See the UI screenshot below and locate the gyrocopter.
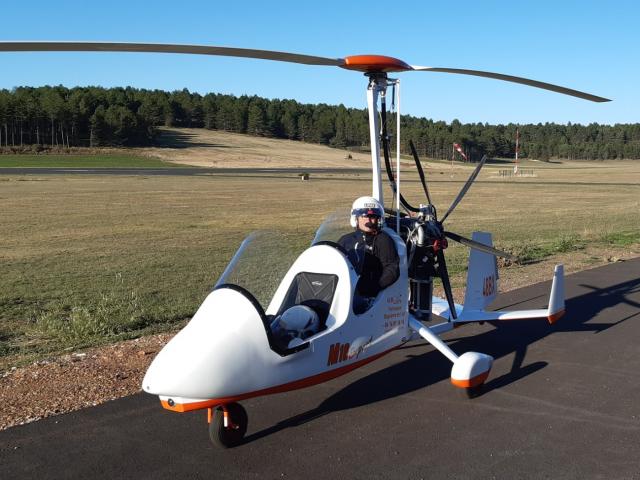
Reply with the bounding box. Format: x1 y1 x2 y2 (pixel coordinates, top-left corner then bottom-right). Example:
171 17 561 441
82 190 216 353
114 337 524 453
1 42 609 448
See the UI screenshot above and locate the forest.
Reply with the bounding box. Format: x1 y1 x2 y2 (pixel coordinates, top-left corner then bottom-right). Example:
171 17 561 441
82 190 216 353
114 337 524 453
1 85 639 160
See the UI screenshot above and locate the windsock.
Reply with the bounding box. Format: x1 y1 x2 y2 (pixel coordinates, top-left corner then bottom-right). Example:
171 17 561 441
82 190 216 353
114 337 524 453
453 142 468 161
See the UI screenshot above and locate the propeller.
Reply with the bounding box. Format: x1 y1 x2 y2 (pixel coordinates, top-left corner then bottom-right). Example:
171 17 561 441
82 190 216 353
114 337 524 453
409 140 433 205
435 249 457 319
0 42 610 102
400 132 515 318
406 131 508 258
444 230 515 261
384 208 407 218
440 154 487 223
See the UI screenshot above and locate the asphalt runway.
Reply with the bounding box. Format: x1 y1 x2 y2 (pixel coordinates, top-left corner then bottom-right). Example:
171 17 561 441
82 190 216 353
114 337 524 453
2 167 638 189
0 167 369 176
1 258 639 479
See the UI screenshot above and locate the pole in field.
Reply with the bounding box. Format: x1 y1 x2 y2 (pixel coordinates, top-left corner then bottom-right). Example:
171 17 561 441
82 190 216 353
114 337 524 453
451 143 455 175
514 128 519 174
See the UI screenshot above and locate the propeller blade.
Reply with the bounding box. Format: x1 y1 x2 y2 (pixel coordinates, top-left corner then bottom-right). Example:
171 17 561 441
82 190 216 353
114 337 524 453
0 41 344 67
408 140 433 205
435 250 457 319
384 208 407 218
445 231 516 260
410 66 610 103
441 155 487 223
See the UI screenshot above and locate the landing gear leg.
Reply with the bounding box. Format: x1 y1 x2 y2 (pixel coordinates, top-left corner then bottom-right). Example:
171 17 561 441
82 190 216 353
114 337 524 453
208 402 248 448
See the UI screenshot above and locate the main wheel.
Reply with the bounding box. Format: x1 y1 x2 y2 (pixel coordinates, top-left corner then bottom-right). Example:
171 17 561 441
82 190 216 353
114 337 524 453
209 402 248 448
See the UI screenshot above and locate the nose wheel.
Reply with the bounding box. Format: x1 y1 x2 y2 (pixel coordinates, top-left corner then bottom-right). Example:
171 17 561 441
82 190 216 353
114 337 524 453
208 402 248 448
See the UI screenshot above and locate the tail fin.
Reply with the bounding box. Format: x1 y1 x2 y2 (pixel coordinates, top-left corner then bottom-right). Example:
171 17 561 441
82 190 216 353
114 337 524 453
463 232 498 311
547 264 565 323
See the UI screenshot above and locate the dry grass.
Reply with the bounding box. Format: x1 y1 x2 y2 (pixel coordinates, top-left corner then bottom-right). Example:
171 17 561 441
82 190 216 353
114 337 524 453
1 132 639 370
140 128 372 169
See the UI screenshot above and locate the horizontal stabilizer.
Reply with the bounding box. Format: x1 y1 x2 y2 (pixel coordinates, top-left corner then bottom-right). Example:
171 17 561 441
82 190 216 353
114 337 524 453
458 264 565 324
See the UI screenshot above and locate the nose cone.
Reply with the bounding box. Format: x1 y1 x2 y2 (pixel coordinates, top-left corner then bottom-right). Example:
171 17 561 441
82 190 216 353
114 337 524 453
142 287 274 399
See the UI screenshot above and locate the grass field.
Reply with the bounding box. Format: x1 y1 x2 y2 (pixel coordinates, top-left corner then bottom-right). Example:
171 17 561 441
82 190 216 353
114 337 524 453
1 133 639 370
0 154 183 168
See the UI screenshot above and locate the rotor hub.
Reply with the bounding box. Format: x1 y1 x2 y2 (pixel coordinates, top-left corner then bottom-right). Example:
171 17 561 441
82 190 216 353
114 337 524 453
341 55 412 73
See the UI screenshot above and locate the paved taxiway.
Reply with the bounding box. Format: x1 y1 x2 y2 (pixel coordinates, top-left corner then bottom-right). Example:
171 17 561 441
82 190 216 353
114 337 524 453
0 167 368 176
1 258 639 479
2 168 638 189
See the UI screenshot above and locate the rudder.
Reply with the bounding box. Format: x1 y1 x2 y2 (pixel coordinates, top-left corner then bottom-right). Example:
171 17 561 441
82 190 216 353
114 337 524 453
463 232 499 311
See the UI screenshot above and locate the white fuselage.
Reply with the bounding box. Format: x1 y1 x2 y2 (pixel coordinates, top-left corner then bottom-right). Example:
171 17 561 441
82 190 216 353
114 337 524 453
143 230 408 411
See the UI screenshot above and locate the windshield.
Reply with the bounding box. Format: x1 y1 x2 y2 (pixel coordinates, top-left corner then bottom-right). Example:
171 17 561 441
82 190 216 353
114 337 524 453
311 208 352 245
215 231 301 308
312 208 372 274
216 210 353 308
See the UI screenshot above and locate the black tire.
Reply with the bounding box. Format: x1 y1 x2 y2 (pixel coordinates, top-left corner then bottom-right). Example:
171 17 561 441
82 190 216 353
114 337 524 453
209 402 248 448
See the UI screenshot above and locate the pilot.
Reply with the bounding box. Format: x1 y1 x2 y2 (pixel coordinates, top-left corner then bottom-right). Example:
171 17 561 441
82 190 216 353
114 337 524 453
338 196 399 313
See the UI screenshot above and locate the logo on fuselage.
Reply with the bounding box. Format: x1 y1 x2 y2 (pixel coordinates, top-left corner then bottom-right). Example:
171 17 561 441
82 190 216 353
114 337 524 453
327 342 350 366
327 337 372 366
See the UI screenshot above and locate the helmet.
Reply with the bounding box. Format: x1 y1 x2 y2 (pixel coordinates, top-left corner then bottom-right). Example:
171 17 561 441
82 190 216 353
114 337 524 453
350 196 385 228
270 305 320 347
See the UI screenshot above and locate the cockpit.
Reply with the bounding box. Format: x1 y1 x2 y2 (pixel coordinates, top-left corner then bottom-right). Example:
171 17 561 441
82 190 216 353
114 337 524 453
210 209 404 357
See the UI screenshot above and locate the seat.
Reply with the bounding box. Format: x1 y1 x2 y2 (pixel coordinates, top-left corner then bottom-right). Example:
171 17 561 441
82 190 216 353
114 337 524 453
276 272 338 330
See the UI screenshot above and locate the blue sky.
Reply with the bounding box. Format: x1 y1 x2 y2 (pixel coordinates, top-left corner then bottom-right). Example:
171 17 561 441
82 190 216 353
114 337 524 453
1 0 637 125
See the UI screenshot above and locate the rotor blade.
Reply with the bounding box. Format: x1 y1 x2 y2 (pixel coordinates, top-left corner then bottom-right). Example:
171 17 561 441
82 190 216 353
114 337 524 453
0 43 612 102
0 41 344 67
444 231 516 260
408 140 433 205
410 66 610 103
436 250 457 319
441 154 487 223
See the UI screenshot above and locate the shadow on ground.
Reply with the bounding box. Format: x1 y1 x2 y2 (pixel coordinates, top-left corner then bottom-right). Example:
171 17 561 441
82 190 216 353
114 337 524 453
153 130 235 149
243 275 640 445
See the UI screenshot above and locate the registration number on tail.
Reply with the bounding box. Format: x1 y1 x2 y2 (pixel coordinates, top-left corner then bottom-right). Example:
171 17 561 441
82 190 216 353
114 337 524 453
483 275 496 297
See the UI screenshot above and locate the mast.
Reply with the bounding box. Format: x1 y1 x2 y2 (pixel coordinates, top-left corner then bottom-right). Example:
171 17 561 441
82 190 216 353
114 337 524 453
366 74 388 203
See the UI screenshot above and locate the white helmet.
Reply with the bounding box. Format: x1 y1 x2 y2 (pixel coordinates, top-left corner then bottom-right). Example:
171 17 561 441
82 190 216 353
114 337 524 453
270 305 320 346
349 196 385 228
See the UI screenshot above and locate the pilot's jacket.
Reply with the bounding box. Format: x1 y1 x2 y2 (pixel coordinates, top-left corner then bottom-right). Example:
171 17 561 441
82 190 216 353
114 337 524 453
338 229 400 297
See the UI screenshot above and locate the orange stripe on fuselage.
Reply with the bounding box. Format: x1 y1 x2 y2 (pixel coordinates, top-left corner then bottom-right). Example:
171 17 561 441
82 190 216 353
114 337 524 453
160 346 400 413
